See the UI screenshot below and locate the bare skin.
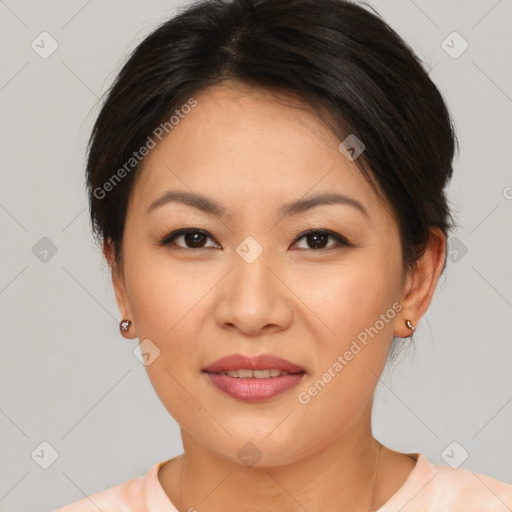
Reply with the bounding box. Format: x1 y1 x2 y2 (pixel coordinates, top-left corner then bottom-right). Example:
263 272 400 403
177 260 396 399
104 81 446 511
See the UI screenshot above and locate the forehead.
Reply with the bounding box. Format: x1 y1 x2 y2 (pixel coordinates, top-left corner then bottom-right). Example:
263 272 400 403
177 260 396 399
129 82 392 224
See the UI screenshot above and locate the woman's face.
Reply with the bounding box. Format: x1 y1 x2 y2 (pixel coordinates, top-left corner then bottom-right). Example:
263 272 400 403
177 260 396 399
109 82 418 466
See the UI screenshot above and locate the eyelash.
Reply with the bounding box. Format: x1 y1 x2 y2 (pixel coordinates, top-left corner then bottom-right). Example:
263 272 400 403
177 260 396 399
158 228 351 251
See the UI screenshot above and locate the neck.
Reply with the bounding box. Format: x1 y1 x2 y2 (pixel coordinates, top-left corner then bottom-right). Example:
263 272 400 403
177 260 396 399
159 407 387 512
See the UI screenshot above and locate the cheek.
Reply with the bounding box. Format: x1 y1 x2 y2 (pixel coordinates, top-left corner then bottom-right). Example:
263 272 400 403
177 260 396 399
123 254 211 421
124 246 213 340
289 255 401 410
292 259 398 344
289 269 395 428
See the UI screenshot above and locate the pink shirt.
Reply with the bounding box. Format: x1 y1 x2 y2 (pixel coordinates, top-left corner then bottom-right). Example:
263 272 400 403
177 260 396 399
55 452 512 511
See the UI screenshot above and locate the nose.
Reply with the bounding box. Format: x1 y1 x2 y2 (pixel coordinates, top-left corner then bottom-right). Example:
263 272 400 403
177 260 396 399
214 245 294 337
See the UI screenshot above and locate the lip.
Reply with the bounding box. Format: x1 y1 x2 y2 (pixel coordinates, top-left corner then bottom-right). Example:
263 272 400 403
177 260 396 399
202 353 306 374
202 353 307 402
206 372 306 401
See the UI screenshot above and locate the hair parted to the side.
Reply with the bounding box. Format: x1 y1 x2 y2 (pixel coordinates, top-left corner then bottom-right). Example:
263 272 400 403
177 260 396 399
85 0 459 364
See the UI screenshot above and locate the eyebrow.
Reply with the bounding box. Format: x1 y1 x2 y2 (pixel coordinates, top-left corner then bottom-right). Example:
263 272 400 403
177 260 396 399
146 190 369 219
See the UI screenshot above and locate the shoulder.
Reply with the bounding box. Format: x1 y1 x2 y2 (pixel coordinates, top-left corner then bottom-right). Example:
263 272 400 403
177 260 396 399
55 458 179 511
380 452 512 511
54 473 145 512
429 460 512 510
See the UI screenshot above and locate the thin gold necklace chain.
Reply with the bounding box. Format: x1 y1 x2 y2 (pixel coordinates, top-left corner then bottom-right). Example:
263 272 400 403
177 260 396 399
368 441 383 512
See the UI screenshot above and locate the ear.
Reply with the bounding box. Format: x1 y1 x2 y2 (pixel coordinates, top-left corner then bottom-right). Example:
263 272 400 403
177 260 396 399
103 238 137 338
394 227 446 337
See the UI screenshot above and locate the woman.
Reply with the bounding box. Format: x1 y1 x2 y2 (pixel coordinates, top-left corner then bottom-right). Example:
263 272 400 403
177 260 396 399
56 0 512 510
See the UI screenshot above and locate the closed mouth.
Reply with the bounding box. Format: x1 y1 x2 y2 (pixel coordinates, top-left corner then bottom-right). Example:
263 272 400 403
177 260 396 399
209 368 305 378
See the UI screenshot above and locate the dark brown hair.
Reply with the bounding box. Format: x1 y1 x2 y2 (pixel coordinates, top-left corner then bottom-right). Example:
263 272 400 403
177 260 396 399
85 0 458 359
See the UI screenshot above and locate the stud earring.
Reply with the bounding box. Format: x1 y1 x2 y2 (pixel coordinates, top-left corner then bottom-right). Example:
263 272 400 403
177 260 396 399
405 319 416 332
120 319 132 334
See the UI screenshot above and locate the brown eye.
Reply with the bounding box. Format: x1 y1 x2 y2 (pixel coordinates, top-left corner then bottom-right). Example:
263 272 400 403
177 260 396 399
160 228 349 251
181 231 208 248
292 229 349 250
160 229 219 249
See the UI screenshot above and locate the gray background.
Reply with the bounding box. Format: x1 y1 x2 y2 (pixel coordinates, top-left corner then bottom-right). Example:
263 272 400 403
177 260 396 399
0 0 510 510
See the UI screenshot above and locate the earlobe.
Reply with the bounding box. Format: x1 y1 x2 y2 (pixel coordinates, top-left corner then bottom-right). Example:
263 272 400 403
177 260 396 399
394 228 446 337
103 238 137 338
